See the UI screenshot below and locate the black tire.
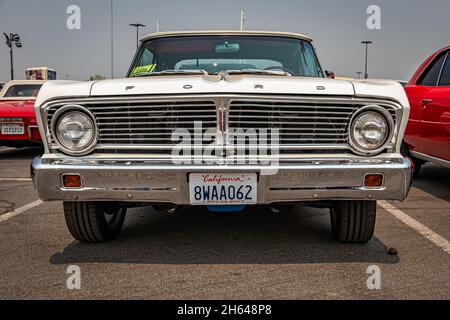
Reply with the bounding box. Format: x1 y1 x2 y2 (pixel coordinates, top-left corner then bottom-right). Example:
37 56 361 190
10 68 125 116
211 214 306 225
330 200 376 244
411 158 423 178
63 202 127 243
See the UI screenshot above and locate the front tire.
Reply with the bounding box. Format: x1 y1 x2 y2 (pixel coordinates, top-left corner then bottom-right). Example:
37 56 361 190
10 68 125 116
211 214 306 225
330 201 376 243
411 158 423 178
63 202 127 243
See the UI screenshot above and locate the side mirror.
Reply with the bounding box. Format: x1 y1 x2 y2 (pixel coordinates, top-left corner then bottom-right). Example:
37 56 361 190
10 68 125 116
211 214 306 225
325 70 335 79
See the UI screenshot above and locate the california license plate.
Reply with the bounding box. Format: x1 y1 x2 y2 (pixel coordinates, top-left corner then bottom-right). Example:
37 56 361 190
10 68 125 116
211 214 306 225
189 173 257 205
1 123 24 135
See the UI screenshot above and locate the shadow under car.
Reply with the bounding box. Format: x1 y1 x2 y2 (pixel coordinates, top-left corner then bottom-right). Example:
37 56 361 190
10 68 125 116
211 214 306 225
50 205 399 265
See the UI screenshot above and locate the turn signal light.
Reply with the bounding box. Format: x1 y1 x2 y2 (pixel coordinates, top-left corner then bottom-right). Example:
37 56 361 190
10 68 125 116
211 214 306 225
62 174 82 188
364 174 384 188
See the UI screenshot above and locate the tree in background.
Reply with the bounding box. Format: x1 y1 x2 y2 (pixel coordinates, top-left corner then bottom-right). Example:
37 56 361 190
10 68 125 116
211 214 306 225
88 74 106 81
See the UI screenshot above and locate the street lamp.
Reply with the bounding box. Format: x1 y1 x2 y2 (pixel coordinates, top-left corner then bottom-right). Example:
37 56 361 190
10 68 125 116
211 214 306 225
110 0 114 79
3 33 22 80
129 23 146 49
240 9 246 31
361 41 373 79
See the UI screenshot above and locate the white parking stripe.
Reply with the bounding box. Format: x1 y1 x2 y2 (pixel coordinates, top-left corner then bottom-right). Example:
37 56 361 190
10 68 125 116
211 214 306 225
379 201 450 255
0 178 32 182
0 200 43 223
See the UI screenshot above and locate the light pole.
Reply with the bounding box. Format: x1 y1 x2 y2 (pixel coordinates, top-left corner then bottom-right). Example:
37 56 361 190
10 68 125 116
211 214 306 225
361 41 372 79
240 9 246 31
110 0 114 78
129 23 146 49
3 33 22 80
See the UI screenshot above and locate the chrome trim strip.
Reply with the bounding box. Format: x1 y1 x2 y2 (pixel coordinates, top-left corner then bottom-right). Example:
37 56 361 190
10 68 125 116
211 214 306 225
92 144 350 151
36 156 408 167
410 151 450 168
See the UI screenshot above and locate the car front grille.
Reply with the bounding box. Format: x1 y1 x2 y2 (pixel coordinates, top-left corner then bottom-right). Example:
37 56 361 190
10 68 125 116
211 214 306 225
46 100 218 151
228 100 354 145
45 96 399 155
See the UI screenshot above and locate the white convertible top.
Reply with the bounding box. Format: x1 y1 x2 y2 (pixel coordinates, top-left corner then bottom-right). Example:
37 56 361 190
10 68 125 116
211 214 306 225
140 30 313 42
0 80 46 100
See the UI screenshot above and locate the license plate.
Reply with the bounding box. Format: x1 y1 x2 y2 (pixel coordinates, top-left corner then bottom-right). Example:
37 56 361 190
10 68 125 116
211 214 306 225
1 123 24 135
189 173 257 205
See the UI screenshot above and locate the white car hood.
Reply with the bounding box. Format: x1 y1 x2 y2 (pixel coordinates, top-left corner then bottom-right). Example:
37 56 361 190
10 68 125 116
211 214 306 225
89 75 355 96
350 79 409 108
35 76 409 109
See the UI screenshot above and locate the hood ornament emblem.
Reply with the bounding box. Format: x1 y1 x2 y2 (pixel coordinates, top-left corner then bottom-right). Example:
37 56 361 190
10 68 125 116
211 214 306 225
316 86 326 91
254 84 264 89
125 86 135 91
183 84 193 89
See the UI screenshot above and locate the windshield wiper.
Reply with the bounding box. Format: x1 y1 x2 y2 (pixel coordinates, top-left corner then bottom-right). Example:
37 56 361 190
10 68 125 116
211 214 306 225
223 69 292 77
133 69 209 77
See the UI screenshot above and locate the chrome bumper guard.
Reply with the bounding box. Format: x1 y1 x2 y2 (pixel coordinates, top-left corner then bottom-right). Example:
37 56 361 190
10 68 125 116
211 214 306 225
31 156 412 204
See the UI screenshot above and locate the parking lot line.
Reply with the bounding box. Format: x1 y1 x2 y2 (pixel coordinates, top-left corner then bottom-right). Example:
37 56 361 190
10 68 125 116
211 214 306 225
379 200 450 255
0 178 32 182
0 200 43 223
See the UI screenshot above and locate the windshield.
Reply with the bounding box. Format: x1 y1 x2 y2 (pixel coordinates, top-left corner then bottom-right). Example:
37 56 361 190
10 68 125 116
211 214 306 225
3 84 42 98
128 35 324 77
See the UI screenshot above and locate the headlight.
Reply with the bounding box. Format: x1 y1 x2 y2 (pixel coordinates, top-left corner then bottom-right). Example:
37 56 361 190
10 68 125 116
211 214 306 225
52 106 97 155
349 106 394 156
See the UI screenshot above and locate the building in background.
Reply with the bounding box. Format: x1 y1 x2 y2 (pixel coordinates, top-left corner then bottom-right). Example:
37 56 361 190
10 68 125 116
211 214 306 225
25 67 57 80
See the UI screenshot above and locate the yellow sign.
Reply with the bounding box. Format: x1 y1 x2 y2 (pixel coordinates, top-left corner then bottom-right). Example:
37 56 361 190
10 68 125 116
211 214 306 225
130 64 156 77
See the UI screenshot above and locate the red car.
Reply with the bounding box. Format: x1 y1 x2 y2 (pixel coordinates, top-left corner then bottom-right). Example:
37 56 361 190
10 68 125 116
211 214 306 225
403 46 450 176
0 80 45 147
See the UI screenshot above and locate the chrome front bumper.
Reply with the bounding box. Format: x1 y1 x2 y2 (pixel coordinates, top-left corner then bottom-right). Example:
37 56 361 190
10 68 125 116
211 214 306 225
31 156 413 204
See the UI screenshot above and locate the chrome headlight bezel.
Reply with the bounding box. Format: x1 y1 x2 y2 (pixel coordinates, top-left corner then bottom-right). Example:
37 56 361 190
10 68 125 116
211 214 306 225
349 105 395 156
51 105 98 156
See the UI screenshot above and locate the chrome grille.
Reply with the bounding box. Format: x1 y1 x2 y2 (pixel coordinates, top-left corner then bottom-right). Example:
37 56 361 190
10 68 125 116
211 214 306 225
228 100 356 147
47 100 217 149
44 96 400 155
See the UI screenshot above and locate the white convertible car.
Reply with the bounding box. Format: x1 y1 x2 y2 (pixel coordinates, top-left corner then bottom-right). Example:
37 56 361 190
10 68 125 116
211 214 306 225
32 31 412 243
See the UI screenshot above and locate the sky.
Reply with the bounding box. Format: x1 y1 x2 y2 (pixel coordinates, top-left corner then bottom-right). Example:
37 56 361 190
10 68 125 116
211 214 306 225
0 0 449 82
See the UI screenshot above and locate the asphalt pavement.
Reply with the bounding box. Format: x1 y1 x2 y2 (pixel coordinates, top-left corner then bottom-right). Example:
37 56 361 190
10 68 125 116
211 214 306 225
0 146 449 299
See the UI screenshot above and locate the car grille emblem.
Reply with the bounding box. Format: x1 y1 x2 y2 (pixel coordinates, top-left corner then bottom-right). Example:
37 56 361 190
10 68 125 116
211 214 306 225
219 109 225 133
